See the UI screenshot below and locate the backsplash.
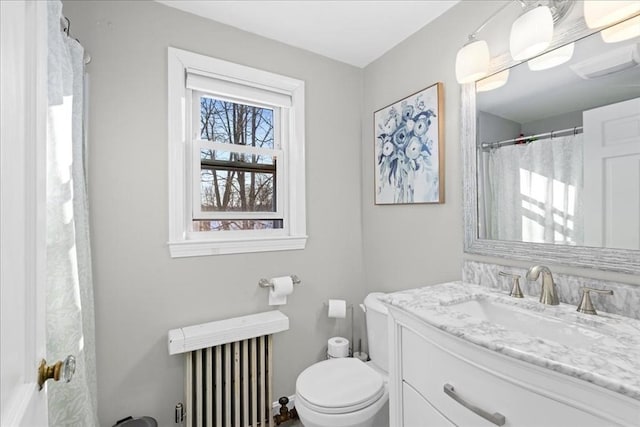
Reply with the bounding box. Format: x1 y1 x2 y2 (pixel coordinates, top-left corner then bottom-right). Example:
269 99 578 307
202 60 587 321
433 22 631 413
463 260 640 320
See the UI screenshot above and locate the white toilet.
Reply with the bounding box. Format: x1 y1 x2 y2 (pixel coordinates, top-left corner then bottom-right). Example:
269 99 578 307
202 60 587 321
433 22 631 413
295 293 389 427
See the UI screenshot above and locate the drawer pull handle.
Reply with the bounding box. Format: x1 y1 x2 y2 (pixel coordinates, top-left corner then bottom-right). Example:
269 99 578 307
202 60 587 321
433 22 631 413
443 383 506 426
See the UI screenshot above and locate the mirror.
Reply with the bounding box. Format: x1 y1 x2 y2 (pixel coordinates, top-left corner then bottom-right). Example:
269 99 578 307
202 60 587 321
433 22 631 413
476 21 640 250
462 14 640 274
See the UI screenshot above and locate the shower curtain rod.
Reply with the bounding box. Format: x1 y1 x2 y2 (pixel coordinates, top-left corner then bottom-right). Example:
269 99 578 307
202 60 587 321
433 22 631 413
481 126 583 150
61 15 91 64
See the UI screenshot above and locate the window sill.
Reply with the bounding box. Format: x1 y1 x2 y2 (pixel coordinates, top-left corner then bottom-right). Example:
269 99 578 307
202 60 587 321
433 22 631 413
168 235 308 258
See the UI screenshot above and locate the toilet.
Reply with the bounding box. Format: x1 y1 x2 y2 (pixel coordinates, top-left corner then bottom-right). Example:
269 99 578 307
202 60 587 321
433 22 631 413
295 293 389 427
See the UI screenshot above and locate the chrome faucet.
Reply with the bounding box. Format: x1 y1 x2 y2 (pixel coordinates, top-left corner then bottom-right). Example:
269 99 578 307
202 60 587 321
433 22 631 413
526 265 559 305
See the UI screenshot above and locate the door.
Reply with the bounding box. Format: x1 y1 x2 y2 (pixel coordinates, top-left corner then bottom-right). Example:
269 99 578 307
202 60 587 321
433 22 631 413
583 97 640 249
0 0 49 425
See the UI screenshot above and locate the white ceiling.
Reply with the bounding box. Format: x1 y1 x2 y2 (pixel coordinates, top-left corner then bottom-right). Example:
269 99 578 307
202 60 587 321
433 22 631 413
156 0 460 67
477 30 640 125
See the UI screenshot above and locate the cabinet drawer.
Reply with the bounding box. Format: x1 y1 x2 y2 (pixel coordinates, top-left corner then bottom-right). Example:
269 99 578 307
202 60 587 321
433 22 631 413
402 381 453 427
401 326 615 427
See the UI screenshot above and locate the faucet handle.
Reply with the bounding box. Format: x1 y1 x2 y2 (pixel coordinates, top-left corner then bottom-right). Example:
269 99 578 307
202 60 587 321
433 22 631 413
576 287 613 315
498 271 524 298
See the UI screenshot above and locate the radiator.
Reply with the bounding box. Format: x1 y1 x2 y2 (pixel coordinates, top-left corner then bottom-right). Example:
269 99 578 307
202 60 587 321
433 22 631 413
168 311 289 427
185 335 274 427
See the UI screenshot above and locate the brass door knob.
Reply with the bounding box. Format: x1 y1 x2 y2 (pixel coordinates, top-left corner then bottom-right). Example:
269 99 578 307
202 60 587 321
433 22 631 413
38 355 75 390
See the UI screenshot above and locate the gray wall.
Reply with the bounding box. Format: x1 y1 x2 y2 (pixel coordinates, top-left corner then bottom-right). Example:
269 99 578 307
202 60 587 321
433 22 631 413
521 109 583 135
360 2 478 293
62 1 365 425
478 111 521 145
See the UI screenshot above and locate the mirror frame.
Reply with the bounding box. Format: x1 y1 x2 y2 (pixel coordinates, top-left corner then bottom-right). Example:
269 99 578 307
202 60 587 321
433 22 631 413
462 16 640 275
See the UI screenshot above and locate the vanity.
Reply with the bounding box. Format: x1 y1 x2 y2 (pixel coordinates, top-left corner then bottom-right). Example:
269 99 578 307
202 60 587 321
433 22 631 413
385 282 640 426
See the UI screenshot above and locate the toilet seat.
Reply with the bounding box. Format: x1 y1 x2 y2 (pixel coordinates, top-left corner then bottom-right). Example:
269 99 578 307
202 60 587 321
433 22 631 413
296 358 385 415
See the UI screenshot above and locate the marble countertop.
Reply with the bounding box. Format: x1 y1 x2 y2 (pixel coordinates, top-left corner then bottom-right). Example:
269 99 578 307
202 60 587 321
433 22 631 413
382 281 640 401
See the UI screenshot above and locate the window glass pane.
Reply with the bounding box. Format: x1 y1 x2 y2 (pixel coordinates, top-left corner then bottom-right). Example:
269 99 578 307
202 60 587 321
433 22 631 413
200 96 274 149
193 220 284 231
199 154 276 213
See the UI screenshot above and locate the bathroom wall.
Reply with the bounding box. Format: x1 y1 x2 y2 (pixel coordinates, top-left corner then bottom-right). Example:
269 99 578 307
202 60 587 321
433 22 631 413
359 2 484 293
521 109 583 135
361 0 640 293
478 111 521 145
62 1 365 425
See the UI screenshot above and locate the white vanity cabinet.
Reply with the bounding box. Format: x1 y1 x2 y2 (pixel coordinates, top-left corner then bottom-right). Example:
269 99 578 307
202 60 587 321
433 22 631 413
388 306 640 427
402 381 453 427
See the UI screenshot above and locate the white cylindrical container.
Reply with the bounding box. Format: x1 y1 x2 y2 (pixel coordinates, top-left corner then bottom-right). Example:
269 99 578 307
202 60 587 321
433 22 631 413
327 336 349 358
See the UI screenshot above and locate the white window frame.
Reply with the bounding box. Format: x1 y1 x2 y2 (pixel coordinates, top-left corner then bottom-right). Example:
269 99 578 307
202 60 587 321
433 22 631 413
168 47 306 257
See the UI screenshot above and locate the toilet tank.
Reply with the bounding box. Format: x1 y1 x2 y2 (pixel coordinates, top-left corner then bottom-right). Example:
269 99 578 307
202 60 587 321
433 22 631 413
364 292 389 373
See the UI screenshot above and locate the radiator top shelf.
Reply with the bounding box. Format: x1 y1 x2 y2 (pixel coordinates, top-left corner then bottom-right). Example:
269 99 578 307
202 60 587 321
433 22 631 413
168 310 289 355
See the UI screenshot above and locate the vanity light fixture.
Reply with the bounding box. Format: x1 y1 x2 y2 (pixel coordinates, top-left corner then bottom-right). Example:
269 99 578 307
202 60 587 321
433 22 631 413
476 69 510 92
510 4 554 60
601 15 640 43
584 1 640 30
528 42 575 70
454 1 512 84
455 1 575 84
455 36 491 84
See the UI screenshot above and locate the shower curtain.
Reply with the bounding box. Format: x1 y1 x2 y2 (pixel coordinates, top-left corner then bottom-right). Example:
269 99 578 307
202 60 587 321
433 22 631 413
46 1 99 425
484 134 584 245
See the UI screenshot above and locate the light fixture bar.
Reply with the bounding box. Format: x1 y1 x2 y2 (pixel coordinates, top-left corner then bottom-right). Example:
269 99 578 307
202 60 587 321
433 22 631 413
455 1 579 85
455 1 513 84
468 1 513 39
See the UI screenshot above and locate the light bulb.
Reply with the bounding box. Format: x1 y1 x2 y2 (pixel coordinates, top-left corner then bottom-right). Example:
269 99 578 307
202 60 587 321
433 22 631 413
476 69 510 92
456 39 490 84
510 6 554 61
528 43 575 71
584 1 640 29
601 15 640 43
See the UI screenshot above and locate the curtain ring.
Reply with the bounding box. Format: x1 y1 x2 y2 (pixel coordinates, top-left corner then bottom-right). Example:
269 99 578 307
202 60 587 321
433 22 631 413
550 130 555 139
63 17 71 36
573 126 578 135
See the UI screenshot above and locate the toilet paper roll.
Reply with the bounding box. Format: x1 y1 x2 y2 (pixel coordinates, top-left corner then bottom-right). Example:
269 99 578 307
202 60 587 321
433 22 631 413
268 276 294 306
328 336 350 358
327 299 347 318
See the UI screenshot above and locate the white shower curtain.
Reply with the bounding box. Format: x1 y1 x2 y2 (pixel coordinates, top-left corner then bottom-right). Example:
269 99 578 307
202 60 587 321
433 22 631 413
484 134 584 245
46 1 99 425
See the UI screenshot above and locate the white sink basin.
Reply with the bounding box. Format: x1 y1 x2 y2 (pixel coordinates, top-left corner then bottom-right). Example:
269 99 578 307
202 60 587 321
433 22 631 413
449 298 605 347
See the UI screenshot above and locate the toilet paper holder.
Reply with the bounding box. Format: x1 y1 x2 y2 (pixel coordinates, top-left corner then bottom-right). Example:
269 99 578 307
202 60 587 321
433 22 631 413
258 275 302 288
324 301 355 358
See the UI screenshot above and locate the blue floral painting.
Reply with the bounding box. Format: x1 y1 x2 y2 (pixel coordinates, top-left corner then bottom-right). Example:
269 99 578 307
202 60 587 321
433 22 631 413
374 83 443 204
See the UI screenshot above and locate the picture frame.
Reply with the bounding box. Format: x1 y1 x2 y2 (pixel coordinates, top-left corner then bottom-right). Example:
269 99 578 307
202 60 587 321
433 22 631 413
374 82 444 205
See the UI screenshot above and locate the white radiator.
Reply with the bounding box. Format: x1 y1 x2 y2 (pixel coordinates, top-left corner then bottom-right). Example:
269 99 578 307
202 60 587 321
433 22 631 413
185 335 273 427
168 311 289 427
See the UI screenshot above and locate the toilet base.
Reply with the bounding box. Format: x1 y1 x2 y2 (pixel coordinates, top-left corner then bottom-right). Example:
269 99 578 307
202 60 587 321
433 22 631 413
295 389 388 427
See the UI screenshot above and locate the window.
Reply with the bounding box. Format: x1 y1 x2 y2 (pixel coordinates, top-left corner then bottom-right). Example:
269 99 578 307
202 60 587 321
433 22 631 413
193 94 281 231
168 48 306 257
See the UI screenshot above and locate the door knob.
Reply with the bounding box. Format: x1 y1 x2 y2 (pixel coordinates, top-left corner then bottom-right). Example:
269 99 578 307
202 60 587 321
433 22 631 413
38 355 75 390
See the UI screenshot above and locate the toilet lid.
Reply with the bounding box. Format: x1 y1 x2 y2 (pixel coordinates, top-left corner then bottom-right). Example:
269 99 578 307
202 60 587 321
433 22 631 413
296 358 384 414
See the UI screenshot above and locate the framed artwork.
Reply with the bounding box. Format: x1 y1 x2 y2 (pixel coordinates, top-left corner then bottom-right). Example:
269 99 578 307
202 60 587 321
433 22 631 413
374 82 444 205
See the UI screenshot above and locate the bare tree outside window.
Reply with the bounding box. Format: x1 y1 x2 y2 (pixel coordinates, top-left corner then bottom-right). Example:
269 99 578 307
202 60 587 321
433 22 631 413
194 96 282 231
